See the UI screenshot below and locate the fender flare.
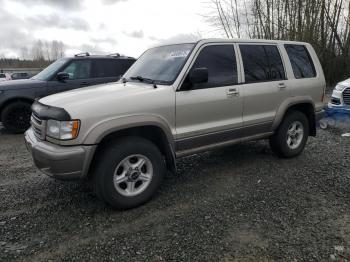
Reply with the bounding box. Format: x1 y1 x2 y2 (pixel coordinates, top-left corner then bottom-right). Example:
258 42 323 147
82 114 176 173
272 96 315 130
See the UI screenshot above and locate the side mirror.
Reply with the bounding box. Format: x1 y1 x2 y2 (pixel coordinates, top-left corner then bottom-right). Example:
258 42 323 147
57 72 69 82
189 68 208 85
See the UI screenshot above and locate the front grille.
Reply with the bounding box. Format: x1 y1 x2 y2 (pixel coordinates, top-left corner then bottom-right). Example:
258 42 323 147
31 113 46 140
343 88 350 105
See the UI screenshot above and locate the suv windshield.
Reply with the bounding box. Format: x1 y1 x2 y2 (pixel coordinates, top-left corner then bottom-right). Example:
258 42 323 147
124 43 195 85
32 58 68 81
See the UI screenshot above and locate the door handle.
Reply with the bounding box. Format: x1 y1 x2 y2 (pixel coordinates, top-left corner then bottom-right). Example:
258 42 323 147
278 83 286 89
227 88 239 97
80 82 89 86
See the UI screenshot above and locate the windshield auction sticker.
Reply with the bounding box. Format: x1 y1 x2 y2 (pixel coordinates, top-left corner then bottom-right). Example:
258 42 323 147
168 50 190 58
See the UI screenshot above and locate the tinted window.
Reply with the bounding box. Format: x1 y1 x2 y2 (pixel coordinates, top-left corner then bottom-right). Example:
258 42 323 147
285 45 316 79
92 59 126 78
120 59 135 73
62 60 91 80
240 45 285 83
188 45 237 89
32 58 68 81
0 74 5 78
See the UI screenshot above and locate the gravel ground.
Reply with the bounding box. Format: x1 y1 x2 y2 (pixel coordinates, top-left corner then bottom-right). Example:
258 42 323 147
0 123 350 262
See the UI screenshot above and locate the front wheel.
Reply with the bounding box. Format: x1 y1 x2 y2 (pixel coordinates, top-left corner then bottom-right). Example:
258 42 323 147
94 137 165 209
269 110 309 158
1 101 32 133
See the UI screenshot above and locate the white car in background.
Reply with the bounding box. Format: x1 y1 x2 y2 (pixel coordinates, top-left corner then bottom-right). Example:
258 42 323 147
329 78 350 108
0 73 7 82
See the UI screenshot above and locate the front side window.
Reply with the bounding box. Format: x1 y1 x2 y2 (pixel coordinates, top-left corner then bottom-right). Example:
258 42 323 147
285 44 316 79
124 43 195 85
62 60 91 80
188 45 238 89
240 45 285 83
32 58 68 81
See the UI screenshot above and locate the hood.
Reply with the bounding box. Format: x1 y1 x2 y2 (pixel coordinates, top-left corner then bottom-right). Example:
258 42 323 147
339 78 350 87
39 81 169 119
0 79 46 90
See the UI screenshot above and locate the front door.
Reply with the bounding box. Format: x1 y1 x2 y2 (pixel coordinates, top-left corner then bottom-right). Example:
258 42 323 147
175 44 243 152
46 59 93 95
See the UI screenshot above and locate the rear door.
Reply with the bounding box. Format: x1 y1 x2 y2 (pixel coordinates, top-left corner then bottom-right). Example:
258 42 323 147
175 44 243 152
238 43 290 136
46 59 93 95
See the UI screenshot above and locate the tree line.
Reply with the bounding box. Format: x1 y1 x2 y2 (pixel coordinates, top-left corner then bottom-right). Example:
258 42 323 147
20 40 66 61
0 40 65 70
205 0 350 86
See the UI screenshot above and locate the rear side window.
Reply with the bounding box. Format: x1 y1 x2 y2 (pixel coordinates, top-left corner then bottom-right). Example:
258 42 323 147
120 59 135 73
240 45 285 83
189 45 238 89
285 45 316 79
92 59 124 78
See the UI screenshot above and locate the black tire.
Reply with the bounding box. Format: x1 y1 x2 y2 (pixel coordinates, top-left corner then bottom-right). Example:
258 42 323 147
94 137 165 209
1 101 32 133
269 110 309 158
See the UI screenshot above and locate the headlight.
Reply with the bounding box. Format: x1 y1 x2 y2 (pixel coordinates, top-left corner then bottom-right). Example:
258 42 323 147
47 120 80 140
335 84 347 91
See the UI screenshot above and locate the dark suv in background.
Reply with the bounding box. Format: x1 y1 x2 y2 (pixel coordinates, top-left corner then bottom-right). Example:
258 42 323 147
0 53 135 133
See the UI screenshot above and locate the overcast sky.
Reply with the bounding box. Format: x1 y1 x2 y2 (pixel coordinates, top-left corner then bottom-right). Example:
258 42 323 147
0 0 219 59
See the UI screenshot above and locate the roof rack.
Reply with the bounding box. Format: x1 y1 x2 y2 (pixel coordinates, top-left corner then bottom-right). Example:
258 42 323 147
108 53 121 57
75 52 90 57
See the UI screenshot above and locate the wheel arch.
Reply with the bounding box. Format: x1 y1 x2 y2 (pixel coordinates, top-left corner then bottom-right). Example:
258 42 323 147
0 97 34 117
273 97 316 136
87 124 176 179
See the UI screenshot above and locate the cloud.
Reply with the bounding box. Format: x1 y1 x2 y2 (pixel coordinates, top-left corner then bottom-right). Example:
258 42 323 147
124 30 144 39
157 33 202 45
0 10 34 56
102 0 128 4
12 0 82 10
27 14 90 31
73 44 109 55
90 37 118 45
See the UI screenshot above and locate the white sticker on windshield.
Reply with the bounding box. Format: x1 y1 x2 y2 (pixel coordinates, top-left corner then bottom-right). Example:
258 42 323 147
168 50 190 58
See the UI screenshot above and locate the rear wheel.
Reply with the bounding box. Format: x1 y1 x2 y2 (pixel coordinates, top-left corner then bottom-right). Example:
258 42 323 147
269 110 309 158
94 137 165 209
1 101 32 133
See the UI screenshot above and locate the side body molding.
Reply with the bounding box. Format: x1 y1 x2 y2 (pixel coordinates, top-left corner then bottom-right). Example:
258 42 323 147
272 96 315 130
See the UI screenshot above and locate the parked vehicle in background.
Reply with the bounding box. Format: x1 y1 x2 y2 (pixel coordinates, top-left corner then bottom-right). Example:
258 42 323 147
25 39 325 209
9 72 31 80
329 78 350 109
0 53 135 133
0 73 7 82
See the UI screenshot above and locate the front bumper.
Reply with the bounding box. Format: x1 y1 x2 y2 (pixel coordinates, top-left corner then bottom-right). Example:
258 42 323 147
24 128 96 180
328 88 350 109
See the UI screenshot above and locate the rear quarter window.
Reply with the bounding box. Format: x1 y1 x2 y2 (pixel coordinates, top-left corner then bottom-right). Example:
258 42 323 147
284 44 316 79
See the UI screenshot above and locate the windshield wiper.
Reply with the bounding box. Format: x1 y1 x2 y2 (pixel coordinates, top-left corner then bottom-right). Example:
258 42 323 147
129 76 158 88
